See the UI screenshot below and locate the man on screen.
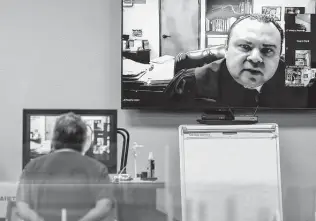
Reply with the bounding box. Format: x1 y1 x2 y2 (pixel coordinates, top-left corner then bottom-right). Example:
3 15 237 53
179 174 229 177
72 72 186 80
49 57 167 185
165 14 308 108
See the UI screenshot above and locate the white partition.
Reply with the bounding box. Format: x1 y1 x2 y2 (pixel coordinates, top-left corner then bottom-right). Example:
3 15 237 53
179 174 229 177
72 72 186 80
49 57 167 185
0 182 17 218
179 124 283 221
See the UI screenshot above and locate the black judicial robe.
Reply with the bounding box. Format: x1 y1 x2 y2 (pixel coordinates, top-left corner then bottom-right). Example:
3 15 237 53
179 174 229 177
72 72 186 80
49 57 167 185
165 58 309 108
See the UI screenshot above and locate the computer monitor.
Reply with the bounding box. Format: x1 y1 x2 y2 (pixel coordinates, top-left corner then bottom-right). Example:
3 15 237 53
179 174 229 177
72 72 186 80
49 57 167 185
22 109 118 173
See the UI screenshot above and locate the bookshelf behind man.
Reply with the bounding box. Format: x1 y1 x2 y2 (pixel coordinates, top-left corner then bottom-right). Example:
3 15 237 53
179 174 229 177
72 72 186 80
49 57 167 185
204 0 253 48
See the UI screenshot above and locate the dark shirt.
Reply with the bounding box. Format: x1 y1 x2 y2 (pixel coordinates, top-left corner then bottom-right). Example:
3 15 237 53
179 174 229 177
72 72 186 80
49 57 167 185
213 59 307 108
16 151 113 221
165 58 309 108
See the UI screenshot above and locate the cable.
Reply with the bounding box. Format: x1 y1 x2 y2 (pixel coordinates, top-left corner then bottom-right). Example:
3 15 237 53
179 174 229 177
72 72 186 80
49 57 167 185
253 105 259 116
117 128 130 174
112 165 129 183
117 130 126 173
226 104 235 119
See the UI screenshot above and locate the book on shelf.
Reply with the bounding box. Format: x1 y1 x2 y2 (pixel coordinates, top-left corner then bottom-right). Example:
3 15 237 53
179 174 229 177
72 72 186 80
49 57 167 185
206 0 253 33
206 17 237 32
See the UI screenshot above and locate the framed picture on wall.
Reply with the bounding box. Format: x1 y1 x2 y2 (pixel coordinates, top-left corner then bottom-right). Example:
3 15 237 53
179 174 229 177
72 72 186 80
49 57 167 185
262 6 282 21
285 7 305 14
123 0 133 7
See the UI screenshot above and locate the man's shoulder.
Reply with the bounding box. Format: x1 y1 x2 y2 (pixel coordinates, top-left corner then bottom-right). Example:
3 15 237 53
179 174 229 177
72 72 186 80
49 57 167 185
194 58 225 99
26 152 107 174
82 155 108 172
23 154 49 171
194 58 225 85
195 58 225 76
65 153 108 174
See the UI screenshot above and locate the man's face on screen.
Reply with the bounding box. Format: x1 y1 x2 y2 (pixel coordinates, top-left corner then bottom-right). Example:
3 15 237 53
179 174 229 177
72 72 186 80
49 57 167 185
225 19 281 88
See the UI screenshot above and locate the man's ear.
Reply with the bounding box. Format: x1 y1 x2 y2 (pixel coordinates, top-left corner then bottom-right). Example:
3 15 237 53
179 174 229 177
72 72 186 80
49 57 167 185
224 45 228 58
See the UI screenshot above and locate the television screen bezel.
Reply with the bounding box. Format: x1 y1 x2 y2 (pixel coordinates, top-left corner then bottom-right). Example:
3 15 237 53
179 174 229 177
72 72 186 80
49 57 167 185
120 2 316 111
22 109 118 173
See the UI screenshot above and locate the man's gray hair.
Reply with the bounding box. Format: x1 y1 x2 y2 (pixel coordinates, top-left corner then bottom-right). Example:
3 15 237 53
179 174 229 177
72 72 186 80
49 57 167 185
51 112 87 151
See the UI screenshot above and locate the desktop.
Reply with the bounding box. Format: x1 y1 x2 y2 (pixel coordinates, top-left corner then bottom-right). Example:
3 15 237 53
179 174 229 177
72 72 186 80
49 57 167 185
22 109 118 173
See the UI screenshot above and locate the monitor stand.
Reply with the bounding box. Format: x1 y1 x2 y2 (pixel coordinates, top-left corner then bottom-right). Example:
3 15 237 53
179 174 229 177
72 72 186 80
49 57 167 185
197 108 258 125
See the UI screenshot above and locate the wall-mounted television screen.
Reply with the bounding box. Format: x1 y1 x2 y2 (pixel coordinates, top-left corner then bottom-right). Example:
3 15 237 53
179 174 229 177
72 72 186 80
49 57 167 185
121 0 316 110
22 109 118 173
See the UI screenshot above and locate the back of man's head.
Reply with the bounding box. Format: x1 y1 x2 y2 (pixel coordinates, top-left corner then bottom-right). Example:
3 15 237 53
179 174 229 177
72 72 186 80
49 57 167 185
227 13 284 54
52 112 87 152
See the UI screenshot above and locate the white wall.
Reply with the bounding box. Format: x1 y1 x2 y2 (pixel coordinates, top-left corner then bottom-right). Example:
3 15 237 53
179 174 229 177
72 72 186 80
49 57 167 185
123 0 160 59
0 0 122 180
0 0 316 221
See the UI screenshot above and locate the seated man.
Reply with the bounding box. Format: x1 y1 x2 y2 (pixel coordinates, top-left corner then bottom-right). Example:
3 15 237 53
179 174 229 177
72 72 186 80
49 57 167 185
165 14 309 108
16 112 114 221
